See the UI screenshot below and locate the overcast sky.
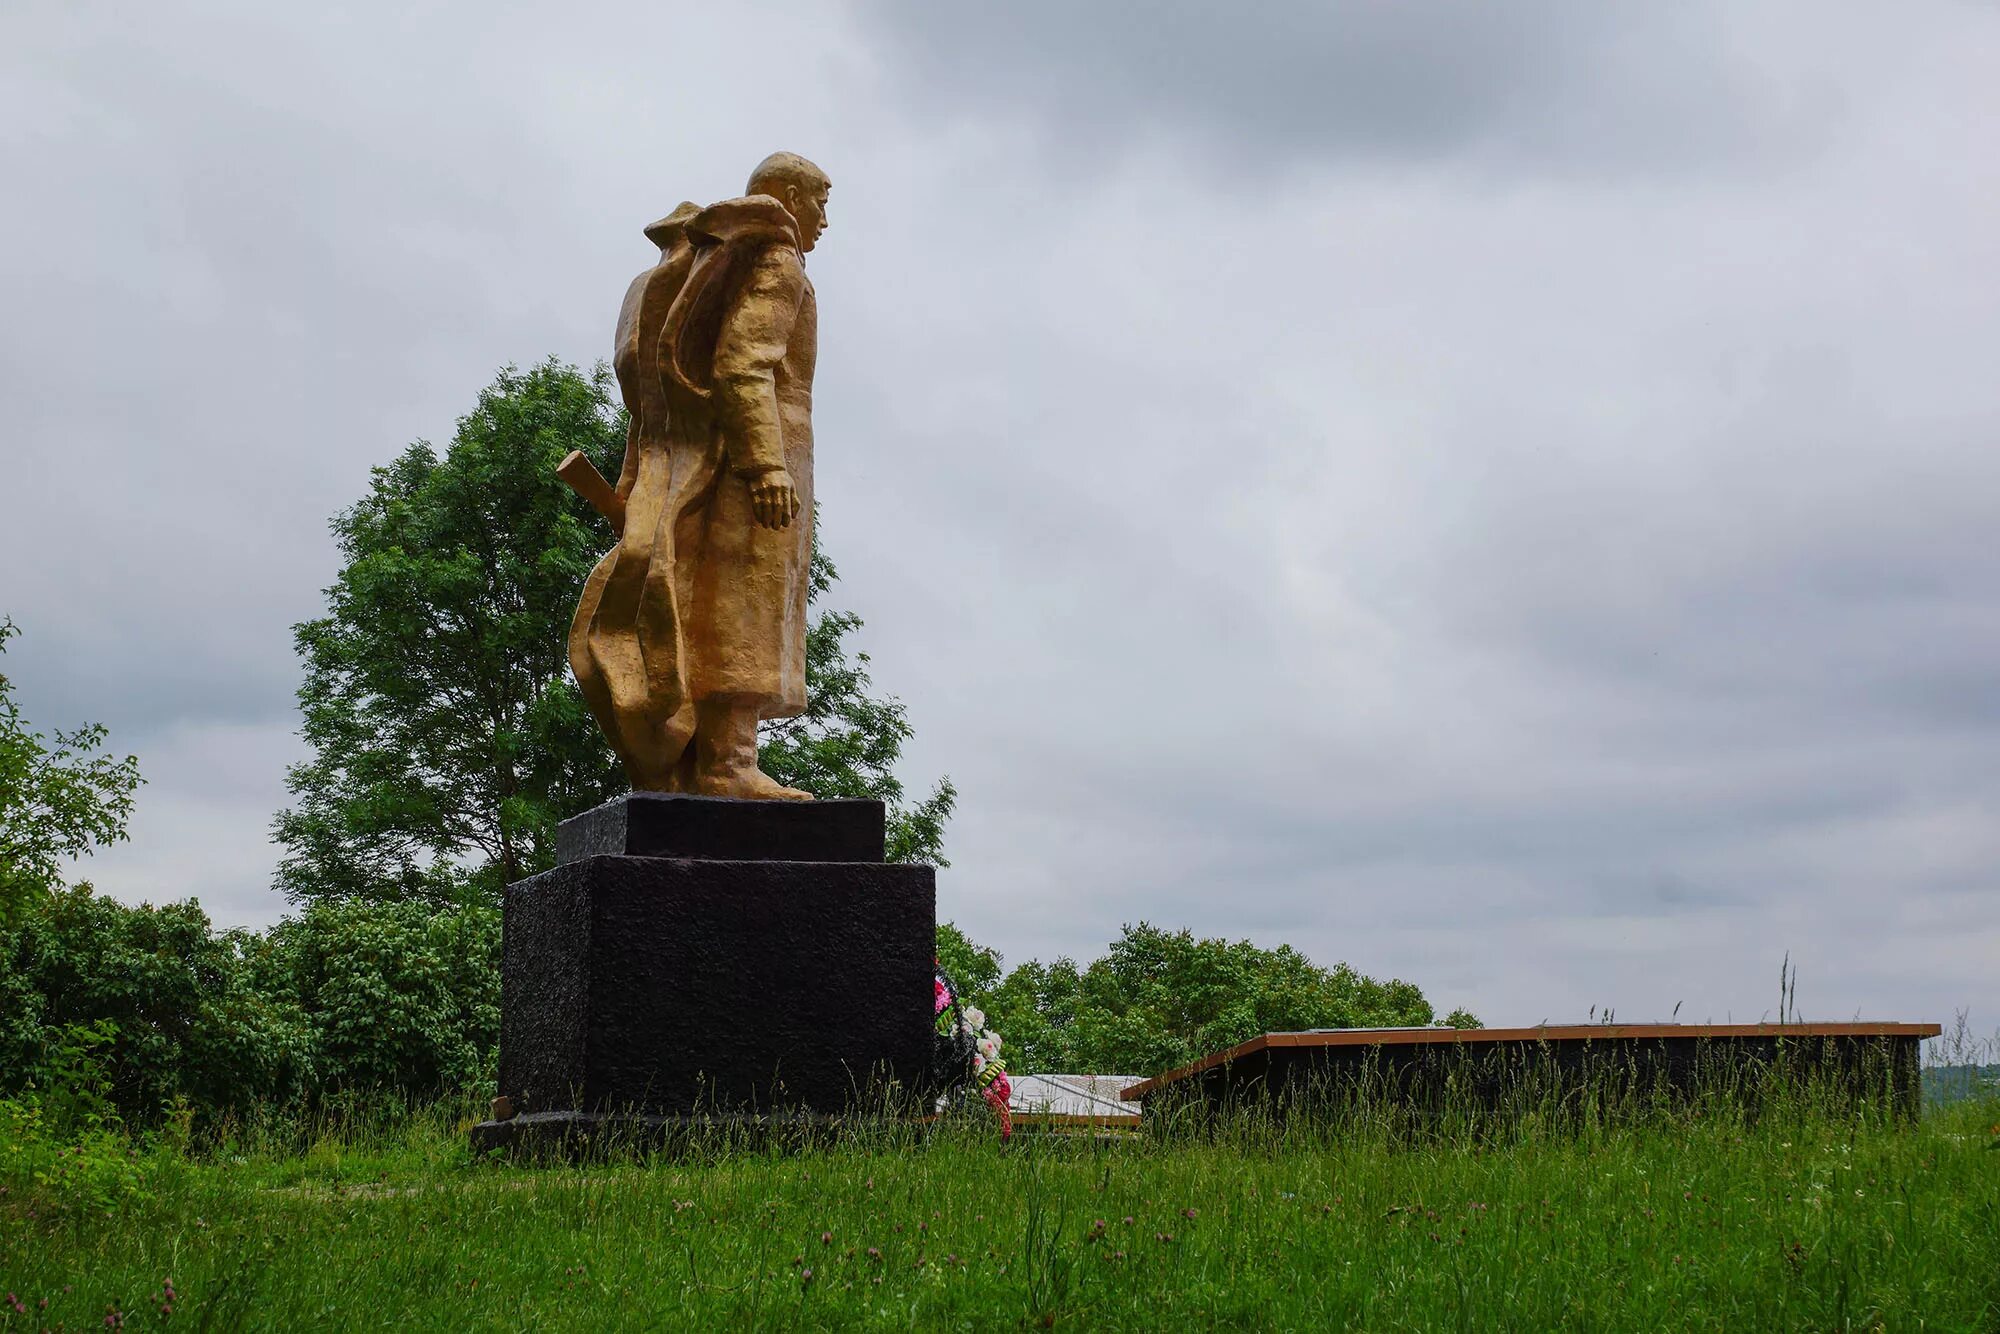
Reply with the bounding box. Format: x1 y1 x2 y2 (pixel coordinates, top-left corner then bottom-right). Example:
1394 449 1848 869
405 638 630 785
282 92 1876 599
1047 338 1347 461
4 1 1997 1034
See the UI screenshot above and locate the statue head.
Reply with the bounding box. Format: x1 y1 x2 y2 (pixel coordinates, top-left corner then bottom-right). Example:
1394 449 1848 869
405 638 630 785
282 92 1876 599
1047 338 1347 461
747 151 830 253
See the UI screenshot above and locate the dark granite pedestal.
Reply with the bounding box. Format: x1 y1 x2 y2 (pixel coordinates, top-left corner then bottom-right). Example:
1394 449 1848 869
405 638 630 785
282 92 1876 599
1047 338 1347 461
471 794 936 1156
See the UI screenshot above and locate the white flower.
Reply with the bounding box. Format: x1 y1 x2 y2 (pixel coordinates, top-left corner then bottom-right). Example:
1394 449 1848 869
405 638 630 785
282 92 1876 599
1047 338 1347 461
972 1053 986 1072
977 1035 999 1060
962 1007 986 1030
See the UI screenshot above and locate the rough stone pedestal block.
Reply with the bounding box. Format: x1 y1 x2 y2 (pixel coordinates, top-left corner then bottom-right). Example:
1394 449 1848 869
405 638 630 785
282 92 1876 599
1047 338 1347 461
471 796 934 1155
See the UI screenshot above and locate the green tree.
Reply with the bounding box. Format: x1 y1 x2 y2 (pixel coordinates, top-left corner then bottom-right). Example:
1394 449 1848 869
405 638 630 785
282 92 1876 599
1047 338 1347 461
274 360 627 905
277 360 954 906
955 921 1469 1077
0 619 143 926
935 920 1001 994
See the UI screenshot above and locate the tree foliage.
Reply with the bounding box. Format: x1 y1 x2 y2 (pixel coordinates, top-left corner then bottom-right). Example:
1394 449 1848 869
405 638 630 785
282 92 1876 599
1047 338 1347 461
949 921 1476 1077
0 887 311 1126
246 900 499 1095
274 360 626 904
0 619 143 926
277 360 954 906
0 889 499 1130
936 920 1003 997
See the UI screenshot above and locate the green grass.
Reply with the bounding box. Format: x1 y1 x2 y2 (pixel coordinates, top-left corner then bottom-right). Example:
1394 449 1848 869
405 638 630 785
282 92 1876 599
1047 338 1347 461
2 1095 1996 1331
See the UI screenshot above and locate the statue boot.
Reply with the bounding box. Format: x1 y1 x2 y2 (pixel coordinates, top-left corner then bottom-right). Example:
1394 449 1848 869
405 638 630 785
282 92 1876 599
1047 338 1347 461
693 698 812 800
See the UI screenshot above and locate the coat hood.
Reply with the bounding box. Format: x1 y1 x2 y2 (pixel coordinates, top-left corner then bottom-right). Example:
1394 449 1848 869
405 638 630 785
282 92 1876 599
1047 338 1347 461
685 194 800 254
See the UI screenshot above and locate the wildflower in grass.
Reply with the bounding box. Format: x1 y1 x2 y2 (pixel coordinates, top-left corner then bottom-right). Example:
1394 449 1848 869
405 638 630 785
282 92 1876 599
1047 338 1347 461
867 1247 881 1261
821 1231 833 1245
1183 1208 1198 1219
801 1268 813 1286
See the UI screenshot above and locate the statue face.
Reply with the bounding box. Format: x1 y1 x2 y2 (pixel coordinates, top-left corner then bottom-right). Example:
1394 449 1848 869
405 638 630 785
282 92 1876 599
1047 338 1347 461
788 182 830 253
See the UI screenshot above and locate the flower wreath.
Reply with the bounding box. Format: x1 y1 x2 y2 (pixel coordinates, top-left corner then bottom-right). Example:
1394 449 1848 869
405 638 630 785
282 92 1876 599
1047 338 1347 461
934 962 1012 1139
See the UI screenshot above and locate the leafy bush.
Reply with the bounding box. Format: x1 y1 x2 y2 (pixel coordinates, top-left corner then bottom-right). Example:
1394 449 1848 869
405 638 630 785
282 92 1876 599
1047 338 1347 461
0 1018 155 1214
247 899 499 1096
0 888 500 1132
0 1095 153 1215
0 887 311 1127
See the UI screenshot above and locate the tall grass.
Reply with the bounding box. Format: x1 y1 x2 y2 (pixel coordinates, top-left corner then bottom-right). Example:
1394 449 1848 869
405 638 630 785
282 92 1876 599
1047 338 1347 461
1 1034 1995 1330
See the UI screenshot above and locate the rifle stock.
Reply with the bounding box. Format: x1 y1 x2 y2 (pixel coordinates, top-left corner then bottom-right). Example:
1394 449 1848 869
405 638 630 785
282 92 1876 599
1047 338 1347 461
556 450 626 536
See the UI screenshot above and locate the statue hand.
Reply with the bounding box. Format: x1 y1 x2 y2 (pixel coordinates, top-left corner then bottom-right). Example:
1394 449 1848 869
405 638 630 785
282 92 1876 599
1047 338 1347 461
749 469 801 530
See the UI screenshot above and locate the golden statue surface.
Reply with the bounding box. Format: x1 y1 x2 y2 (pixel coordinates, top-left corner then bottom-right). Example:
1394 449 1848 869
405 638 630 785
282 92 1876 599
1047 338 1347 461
561 152 831 799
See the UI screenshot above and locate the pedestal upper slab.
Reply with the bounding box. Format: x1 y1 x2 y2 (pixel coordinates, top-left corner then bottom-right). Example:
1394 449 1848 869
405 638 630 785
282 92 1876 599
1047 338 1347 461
555 793 886 865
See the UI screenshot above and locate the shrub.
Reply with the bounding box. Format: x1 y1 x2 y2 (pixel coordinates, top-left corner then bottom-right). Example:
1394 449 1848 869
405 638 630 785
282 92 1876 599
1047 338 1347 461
0 887 311 1127
248 899 500 1096
0 889 501 1132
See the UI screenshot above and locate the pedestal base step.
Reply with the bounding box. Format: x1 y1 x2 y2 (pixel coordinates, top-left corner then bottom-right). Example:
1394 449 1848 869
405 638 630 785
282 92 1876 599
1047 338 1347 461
470 1108 928 1159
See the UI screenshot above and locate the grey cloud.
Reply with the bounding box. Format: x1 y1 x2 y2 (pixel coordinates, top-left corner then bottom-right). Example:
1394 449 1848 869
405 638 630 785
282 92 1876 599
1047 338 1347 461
852 0 1847 176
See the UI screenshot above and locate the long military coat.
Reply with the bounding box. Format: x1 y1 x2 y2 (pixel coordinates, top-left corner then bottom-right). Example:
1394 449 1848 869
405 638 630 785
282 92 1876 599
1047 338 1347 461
569 195 814 788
